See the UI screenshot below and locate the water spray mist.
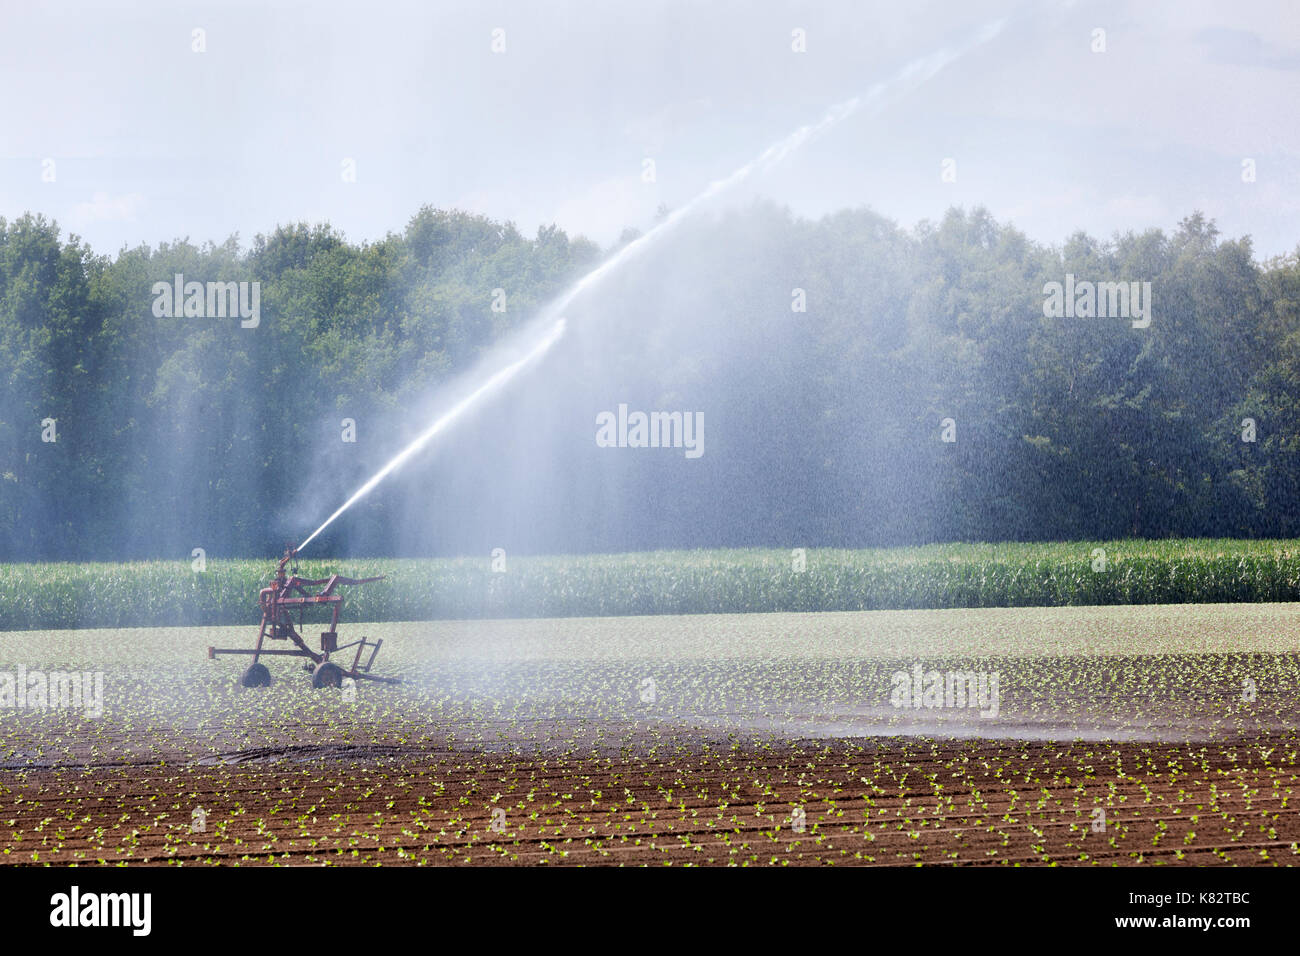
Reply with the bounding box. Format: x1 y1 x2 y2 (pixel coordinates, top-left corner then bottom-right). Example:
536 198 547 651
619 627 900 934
296 16 1005 555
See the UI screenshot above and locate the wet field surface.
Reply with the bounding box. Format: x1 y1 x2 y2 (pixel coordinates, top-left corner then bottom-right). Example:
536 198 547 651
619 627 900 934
1 605 1298 864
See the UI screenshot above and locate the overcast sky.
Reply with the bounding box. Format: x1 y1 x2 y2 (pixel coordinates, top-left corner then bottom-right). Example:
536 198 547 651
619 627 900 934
2 0 1297 259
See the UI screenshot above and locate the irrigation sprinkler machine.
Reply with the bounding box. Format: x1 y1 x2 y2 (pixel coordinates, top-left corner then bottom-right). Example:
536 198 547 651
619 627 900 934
204 21 1015 691
208 546 399 689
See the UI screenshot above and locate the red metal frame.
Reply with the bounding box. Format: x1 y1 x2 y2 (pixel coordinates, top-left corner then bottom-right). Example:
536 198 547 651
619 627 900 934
208 546 399 684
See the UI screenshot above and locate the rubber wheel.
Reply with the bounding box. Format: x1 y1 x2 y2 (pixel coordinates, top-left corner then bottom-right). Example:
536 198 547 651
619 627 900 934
239 662 271 688
311 661 344 689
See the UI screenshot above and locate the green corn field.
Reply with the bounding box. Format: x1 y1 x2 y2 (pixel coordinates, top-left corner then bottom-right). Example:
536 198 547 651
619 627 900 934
5 539 1300 630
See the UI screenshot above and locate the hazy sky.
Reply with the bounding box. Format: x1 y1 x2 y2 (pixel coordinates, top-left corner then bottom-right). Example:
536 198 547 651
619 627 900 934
2 0 1297 258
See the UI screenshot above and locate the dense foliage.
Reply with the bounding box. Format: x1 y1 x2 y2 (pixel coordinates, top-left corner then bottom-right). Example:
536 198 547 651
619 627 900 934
1 203 1298 560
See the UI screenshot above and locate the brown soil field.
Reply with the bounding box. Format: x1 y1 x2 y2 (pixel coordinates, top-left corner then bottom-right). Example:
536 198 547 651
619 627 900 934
2 608 1298 865
5 733 1300 865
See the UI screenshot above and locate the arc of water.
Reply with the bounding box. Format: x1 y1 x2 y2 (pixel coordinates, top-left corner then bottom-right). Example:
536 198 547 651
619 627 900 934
297 17 1005 554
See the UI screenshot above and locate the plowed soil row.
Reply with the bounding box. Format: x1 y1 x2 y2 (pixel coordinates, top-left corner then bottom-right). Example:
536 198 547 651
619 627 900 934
5 734 1297 865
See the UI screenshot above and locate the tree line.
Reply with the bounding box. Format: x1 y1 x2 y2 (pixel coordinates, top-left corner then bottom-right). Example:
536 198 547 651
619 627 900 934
1 203 1298 560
